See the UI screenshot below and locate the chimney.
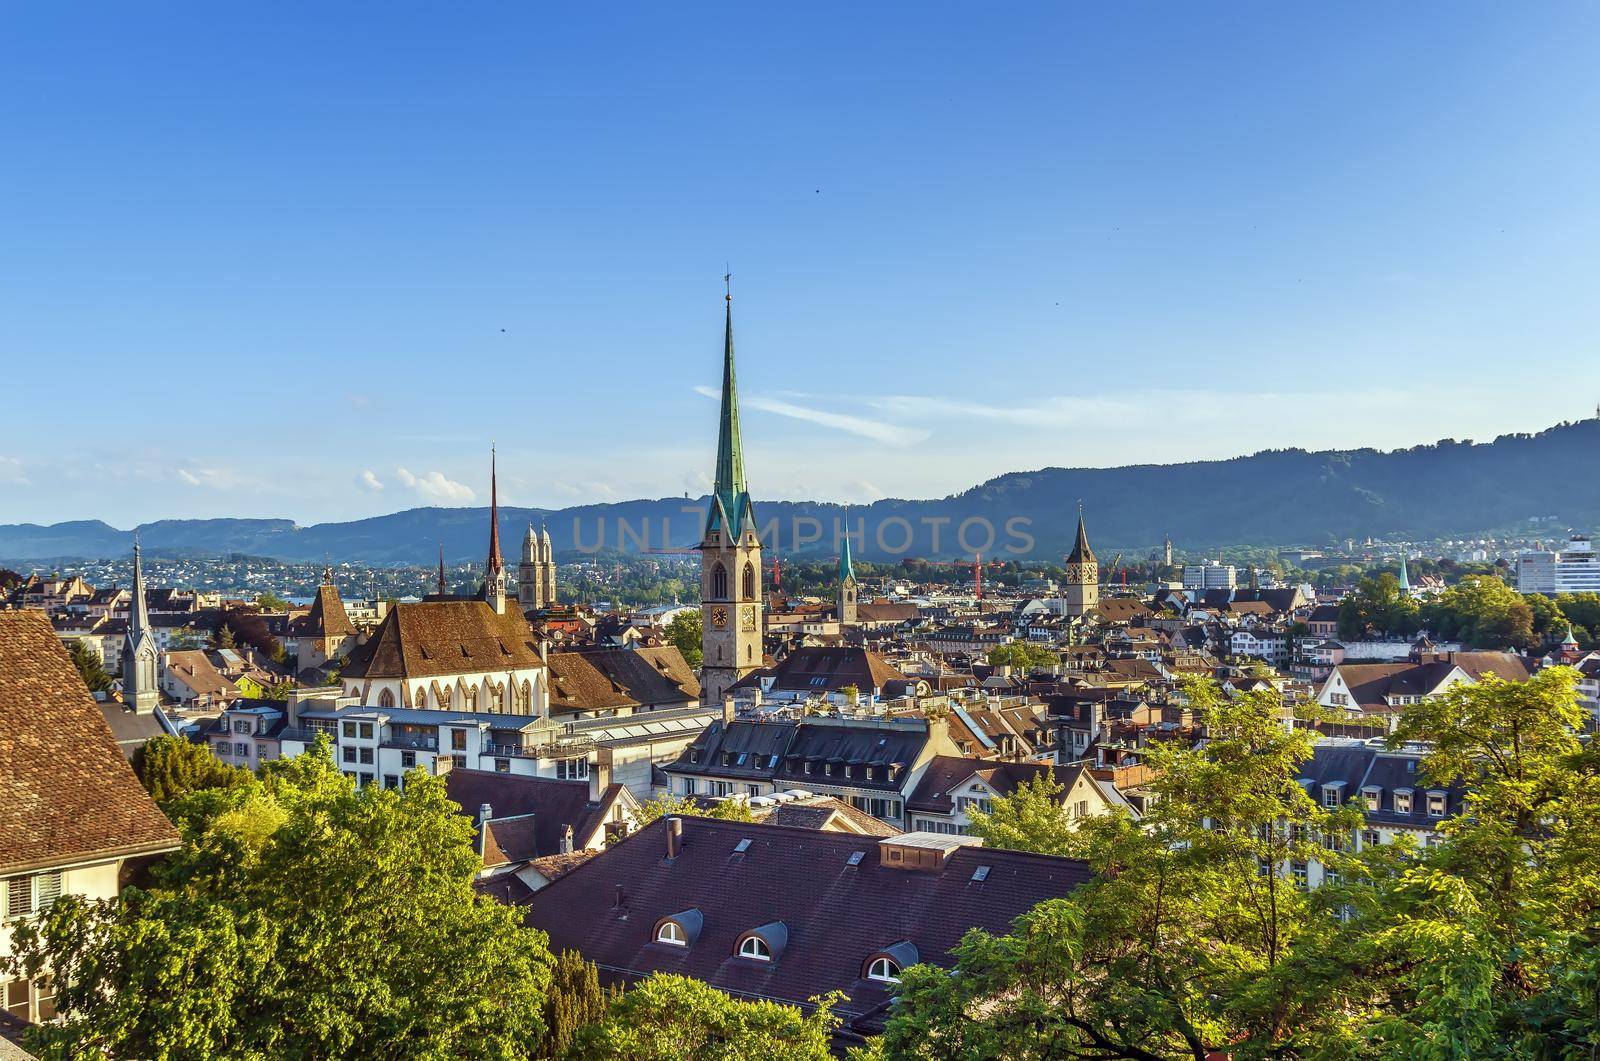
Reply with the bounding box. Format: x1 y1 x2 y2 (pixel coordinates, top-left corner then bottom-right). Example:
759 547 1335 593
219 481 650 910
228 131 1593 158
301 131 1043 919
722 696 736 725
665 816 683 860
589 747 614 802
613 883 625 908
560 825 574 855
478 803 493 825
538 639 549 663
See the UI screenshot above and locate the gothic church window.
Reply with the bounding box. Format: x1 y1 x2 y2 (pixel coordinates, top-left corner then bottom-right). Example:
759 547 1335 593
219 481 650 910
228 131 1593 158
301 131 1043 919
742 562 756 600
711 563 728 599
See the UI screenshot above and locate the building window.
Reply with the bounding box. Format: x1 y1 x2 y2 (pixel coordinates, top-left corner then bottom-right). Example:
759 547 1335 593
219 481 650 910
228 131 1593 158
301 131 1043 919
342 721 357 738
682 778 697 795
746 784 761 797
3 872 63 921
711 563 728 600
867 957 900 983
359 722 374 740
1291 862 1308 890
1394 792 1412 814
738 936 771 961
710 781 733 798
1427 793 1447 817
401 751 416 769
383 775 400 789
742 562 756 600
1322 788 1340 808
234 742 249 757
495 758 511 774
378 689 395 708
343 746 358 764
656 922 687 946
213 741 230 757
1362 828 1381 848
358 772 373 787
450 728 468 751
359 748 374 766
556 758 589 781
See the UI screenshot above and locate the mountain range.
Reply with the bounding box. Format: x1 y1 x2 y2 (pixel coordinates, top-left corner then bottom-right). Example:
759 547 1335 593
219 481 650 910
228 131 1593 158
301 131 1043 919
3 420 1596 565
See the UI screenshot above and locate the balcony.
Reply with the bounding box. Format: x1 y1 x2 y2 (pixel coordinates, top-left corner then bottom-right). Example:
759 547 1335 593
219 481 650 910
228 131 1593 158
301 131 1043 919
484 741 531 757
383 734 439 752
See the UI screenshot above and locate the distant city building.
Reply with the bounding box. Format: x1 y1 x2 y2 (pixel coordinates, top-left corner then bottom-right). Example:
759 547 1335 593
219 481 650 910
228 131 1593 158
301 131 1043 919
1517 535 1600 594
1184 560 1237 591
1059 510 1099 618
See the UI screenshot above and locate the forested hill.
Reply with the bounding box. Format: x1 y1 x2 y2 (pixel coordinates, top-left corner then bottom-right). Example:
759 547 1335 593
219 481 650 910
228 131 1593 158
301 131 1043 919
3 420 1596 563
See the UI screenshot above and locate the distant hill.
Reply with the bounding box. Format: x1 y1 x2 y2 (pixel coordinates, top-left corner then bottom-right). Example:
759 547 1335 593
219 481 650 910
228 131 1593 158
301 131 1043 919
4 419 1597 564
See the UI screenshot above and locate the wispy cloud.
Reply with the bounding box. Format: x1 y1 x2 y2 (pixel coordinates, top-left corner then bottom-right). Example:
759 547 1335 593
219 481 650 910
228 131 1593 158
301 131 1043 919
175 467 243 489
395 467 476 502
359 470 384 491
0 456 30 486
694 386 928 447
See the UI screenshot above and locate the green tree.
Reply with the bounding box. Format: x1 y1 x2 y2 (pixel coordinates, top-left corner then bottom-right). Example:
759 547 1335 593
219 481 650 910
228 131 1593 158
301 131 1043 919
964 770 1077 858
1336 572 1420 640
986 641 1060 670
254 589 291 611
1420 575 1535 649
541 950 618 1059
880 680 1367 1058
214 622 238 650
664 610 703 668
68 640 114 693
167 625 205 650
572 974 838 1060
635 793 755 827
132 735 253 805
6 742 553 1059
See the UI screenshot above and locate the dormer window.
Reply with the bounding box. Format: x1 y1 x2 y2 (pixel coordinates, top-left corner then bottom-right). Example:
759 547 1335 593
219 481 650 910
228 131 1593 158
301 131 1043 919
865 941 919 984
867 957 899 982
1394 789 1413 814
1427 791 1447 818
653 909 703 948
735 922 788 963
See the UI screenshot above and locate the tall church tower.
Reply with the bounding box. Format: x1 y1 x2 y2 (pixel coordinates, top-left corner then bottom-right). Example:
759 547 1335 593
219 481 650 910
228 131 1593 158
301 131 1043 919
1061 507 1099 618
121 538 160 713
699 283 763 705
539 525 557 606
518 523 558 612
483 448 509 615
837 525 858 625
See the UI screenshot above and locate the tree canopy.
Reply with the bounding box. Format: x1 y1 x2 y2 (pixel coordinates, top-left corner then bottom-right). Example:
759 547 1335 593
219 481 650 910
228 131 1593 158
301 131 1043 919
664 610 703 668
6 741 554 1059
986 641 1060 671
572 974 839 1060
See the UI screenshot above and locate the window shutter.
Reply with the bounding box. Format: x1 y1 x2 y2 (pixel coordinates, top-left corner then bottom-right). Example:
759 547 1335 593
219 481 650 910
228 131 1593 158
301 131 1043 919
35 872 62 911
7 875 32 917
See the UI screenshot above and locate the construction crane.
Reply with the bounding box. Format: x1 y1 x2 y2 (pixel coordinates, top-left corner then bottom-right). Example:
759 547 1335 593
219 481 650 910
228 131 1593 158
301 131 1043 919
930 554 987 600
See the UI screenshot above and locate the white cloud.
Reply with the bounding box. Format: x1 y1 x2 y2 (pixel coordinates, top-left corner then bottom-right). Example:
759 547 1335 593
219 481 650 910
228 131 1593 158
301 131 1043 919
359 470 384 491
395 467 476 503
0 456 30 486
694 387 929 447
175 467 242 489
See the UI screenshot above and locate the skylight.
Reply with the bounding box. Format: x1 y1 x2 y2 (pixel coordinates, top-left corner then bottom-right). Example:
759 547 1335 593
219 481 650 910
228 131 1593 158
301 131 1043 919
847 851 865 866
971 866 991 882
733 838 751 853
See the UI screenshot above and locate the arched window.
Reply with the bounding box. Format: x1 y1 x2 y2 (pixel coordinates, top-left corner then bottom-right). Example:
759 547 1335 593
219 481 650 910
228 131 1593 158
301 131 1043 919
711 563 728 600
738 936 771 961
465 687 478 711
742 562 756 600
867 957 900 982
440 687 452 709
378 688 395 708
521 680 533 714
657 921 687 946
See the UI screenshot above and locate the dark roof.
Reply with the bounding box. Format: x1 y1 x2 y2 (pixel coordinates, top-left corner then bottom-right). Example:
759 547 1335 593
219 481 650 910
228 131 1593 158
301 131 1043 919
444 769 623 856
907 756 1091 815
525 817 1092 1029
96 702 168 757
341 601 544 679
0 612 179 876
744 646 908 694
295 583 356 639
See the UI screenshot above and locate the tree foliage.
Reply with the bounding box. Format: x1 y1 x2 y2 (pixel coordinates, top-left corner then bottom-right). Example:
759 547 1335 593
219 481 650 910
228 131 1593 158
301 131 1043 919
68 639 114 693
964 770 1077 858
664 610 703 668
572 973 839 1060
133 735 253 805
877 671 1600 1059
6 742 553 1059
1419 575 1536 649
986 641 1060 671
1336 573 1420 640
541 950 618 1059
634 792 755 828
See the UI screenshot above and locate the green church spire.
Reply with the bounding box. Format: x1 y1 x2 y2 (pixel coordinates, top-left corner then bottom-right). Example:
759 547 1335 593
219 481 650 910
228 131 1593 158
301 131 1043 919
839 518 856 584
1397 552 1411 592
708 278 753 537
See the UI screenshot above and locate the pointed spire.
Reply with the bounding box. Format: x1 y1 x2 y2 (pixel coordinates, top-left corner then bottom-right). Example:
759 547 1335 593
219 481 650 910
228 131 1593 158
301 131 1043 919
708 278 752 537
1068 502 1096 564
486 446 504 578
1396 552 1411 592
839 509 856 584
437 541 447 596
129 534 151 638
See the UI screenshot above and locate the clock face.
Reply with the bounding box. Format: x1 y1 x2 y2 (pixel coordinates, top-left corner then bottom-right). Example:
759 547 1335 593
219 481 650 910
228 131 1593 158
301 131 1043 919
740 605 756 631
711 606 729 629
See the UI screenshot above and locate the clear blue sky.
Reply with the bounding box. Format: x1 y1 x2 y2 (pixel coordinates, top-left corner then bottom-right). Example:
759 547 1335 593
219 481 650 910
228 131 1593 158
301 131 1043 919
3 2 1598 525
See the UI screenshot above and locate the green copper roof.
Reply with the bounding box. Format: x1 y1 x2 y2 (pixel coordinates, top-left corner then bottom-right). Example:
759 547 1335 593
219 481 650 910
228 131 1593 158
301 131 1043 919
1397 553 1411 591
708 297 754 537
839 527 856 584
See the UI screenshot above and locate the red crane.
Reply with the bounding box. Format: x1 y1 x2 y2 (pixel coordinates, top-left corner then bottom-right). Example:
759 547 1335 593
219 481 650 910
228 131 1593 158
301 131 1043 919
929 554 986 599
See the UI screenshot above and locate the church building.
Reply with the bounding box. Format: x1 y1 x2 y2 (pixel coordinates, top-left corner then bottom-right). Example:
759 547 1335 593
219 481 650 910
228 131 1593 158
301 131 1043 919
519 523 557 612
120 540 161 714
1060 509 1099 619
698 285 764 705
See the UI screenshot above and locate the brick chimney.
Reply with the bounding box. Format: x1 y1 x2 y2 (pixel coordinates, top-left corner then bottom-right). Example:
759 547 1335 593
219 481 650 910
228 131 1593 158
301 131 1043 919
722 695 736 725
589 746 614 801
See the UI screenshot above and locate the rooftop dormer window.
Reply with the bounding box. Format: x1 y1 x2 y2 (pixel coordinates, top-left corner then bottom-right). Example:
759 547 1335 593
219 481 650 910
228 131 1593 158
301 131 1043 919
735 922 787 963
865 941 919 984
654 908 703 948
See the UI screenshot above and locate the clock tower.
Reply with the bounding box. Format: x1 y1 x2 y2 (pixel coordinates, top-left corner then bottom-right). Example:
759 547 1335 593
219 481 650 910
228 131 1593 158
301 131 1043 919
1061 506 1099 618
699 282 763 705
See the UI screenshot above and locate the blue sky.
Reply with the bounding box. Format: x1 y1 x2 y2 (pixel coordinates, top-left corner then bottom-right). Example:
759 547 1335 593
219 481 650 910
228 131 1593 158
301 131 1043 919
3 2 1598 525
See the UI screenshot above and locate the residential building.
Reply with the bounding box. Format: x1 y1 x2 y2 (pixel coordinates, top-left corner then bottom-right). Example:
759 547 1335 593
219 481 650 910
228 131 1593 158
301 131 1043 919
904 756 1132 835
525 816 1092 1042
1517 535 1600 594
1 612 180 1028
1184 561 1237 591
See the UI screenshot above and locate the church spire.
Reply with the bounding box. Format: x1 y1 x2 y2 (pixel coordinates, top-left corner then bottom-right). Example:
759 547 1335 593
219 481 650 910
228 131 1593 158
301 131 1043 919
1068 503 1096 564
839 512 856 584
129 535 151 642
486 446 504 579
708 277 752 537
122 535 159 713
1396 552 1411 592
437 541 447 596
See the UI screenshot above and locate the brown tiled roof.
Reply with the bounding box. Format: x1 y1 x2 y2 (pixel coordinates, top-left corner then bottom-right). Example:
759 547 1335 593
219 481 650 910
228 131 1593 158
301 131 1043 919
164 649 238 697
298 584 356 639
0 611 179 876
526 849 601 881
526 817 1091 1031
341 601 544 679
906 755 1091 815
763 797 900 837
546 646 700 713
750 646 908 694
1425 651 1531 684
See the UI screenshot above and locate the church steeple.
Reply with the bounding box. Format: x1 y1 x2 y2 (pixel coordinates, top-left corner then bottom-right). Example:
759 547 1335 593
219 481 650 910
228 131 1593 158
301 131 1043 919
1061 504 1099 619
437 541 447 597
837 511 858 626
708 281 753 539
122 536 160 714
1396 552 1411 593
1068 506 1096 565
483 448 508 614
